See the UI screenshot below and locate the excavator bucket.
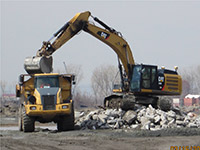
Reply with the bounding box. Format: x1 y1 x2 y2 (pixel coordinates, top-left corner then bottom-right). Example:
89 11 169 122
24 56 53 74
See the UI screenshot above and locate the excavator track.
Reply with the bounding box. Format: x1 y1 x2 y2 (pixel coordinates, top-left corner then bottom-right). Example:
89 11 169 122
104 95 173 111
104 95 136 110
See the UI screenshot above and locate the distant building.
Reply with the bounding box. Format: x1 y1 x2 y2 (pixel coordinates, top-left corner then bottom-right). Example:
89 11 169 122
184 94 200 106
173 98 180 107
2 94 16 101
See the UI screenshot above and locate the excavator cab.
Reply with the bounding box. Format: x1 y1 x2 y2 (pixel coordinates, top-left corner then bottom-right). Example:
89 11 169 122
130 65 158 93
130 64 182 96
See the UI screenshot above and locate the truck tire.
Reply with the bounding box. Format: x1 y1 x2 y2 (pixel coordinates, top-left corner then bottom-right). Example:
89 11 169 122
57 106 74 131
18 105 23 131
23 110 35 132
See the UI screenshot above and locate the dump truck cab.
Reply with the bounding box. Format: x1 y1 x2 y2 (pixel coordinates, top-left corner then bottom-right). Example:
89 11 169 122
16 73 75 132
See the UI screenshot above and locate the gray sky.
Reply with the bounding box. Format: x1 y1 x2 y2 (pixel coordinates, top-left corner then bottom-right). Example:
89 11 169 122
1 0 200 93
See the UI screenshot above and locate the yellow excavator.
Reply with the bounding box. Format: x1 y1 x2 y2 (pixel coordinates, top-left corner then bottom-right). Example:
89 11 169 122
24 11 182 110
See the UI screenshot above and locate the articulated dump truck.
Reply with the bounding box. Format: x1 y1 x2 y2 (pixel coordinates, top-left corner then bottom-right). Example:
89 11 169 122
16 73 75 132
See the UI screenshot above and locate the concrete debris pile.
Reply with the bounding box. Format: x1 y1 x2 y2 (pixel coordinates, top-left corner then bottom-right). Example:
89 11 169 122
75 105 200 130
0 104 18 117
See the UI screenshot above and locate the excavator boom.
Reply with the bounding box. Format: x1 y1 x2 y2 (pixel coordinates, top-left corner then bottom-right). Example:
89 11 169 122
24 11 134 77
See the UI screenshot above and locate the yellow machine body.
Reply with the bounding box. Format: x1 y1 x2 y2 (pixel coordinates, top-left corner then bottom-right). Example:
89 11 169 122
17 73 74 123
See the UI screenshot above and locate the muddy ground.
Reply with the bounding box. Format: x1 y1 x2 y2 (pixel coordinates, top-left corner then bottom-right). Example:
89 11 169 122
1 124 200 150
1 103 200 150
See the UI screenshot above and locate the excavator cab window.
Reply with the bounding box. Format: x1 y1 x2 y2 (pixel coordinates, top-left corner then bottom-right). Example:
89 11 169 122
141 66 157 90
130 65 158 92
141 67 151 88
130 65 142 92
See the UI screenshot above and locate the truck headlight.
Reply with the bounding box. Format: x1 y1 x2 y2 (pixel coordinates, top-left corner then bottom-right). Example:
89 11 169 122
62 105 68 109
30 106 36 110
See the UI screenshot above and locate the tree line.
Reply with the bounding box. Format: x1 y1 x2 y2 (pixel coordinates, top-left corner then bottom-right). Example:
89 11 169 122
72 64 200 108
1 65 199 108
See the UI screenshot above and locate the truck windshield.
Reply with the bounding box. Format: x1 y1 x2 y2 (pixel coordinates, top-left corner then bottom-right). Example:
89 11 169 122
35 76 59 88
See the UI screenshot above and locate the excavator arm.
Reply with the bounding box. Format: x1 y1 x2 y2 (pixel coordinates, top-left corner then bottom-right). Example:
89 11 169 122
24 11 135 79
37 12 91 56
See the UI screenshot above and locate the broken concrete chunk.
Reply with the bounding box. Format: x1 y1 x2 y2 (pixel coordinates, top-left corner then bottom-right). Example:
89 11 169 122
92 114 98 120
176 120 186 126
98 114 107 124
154 115 161 124
176 115 185 121
187 122 198 128
122 110 137 125
140 116 152 126
141 121 151 130
167 110 176 118
130 124 141 129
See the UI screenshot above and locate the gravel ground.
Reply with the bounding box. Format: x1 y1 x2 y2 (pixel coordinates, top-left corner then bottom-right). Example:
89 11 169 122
0 127 200 150
1 105 200 150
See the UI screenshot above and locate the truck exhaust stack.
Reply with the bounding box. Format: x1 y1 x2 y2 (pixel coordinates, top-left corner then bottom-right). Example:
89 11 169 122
24 56 53 74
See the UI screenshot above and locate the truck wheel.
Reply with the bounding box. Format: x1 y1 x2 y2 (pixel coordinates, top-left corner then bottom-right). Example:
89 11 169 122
18 106 23 131
57 106 74 131
23 110 35 132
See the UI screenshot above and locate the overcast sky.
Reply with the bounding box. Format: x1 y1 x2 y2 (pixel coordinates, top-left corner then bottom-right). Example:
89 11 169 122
1 0 200 93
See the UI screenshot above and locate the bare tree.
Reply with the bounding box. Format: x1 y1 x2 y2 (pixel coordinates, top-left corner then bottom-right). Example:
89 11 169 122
55 64 98 109
63 63 83 87
91 64 120 105
0 81 7 96
54 63 83 94
73 89 95 109
180 65 200 95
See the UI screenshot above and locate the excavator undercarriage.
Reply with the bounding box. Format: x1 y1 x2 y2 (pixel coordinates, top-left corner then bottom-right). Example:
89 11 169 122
104 94 173 111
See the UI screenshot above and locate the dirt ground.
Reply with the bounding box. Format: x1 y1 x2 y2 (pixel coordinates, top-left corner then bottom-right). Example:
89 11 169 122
1 126 200 150
1 104 200 150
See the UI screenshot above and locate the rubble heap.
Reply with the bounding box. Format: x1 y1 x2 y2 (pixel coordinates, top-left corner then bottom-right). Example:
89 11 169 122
75 105 200 130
